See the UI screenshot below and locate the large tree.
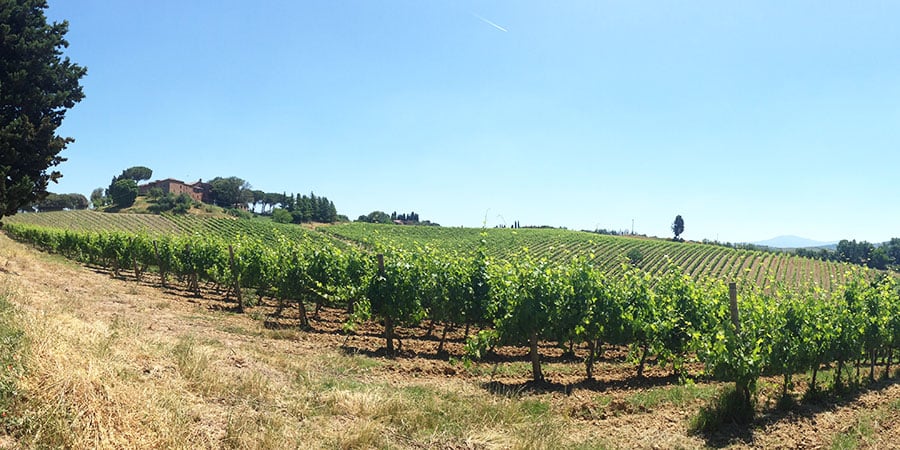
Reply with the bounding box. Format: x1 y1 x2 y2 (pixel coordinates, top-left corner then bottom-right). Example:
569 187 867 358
117 166 152 182
108 178 137 208
0 0 86 223
208 176 250 207
671 215 685 241
33 192 87 211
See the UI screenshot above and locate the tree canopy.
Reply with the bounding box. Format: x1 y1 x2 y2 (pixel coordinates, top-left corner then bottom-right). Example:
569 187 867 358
0 0 86 222
672 215 685 241
357 211 392 224
209 176 250 207
117 166 153 182
32 192 88 211
108 179 138 208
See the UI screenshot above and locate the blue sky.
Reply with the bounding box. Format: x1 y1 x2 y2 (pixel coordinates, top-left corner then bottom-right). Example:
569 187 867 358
44 1 899 243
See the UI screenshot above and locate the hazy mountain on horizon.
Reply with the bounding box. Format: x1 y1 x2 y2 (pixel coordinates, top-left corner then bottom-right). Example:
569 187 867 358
751 235 838 249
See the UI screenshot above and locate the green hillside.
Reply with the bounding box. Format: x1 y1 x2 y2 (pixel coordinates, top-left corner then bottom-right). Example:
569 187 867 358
4 211 864 289
323 223 860 289
2 210 326 244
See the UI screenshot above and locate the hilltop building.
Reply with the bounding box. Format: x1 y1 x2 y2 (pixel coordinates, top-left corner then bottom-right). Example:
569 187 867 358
138 178 212 203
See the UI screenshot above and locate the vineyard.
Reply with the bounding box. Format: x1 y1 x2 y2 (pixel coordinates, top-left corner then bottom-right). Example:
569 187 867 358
6 212 862 291
2 210 326 244
324 223 859 289
4 212 900 430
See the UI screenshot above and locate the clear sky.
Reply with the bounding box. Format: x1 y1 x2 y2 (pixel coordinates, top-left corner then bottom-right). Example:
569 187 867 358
43 1 900 243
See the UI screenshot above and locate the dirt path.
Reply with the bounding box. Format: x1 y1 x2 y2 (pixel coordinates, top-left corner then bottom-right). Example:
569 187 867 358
2 233 899 449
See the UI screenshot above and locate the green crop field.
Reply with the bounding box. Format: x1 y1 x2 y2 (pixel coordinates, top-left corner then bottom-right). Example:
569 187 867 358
3 210 329 244
324 223 860 289
4 212 864 289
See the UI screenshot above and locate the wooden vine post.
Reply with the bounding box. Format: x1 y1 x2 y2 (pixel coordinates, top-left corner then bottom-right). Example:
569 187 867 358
131 236 142 282
229 245 243 313
729 282 749 402
728 282 740 333
377 253 395 355
185 243 200 297
153 241 167 288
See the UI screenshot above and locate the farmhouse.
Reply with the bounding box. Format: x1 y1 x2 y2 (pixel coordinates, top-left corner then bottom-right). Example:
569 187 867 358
138 178 212 203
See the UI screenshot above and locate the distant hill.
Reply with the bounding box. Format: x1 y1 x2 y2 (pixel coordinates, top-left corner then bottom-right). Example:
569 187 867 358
751 235 838 249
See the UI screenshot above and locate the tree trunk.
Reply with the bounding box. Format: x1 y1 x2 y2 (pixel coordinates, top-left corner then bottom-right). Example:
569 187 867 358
153 241 166 288
228 245 242 313
585 340 596 380
297 299 309 329
835 358 844 388
637 343 649 378
133 258 142 282
887 347 893 379
811 364 819 392
437 325 449 355
385 316 395 355
464 321 471 339
782 373 791 397
870 348 877 382
529 332 543 382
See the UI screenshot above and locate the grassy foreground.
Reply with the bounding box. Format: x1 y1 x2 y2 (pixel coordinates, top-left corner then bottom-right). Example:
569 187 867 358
0 233 610 449
2 232 900 449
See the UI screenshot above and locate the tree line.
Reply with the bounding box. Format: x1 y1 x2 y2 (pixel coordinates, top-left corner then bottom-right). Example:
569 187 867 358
356 210 439 226
794 239 900 270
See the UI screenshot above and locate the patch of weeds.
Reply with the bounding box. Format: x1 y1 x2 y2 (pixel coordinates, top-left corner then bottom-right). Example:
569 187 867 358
265 329 299 340
520 398 550 417
890 398 900 411
464 361 531 378
830 408 884 450
689 386 754 434
830 432 858 450
320 376 367 392
218 325 261 338
401 384 432 401
0 294 25 428
627 383 718 410
172 336 212 387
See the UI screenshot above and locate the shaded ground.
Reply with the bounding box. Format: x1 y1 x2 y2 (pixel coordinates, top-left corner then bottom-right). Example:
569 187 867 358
1 233 900 449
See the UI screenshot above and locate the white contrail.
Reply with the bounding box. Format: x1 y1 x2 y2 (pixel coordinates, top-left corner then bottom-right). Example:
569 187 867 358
472 12 508 32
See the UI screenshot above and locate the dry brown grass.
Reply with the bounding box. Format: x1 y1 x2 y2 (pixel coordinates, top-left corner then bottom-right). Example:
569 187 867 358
2 232 900 450
0 234 599 449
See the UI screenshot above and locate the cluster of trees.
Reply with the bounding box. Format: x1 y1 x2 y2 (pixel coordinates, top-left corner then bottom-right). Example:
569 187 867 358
0 0 86 224
104 166 153 208
392 211 419 223
357 210 438 226
207 176 251 208
29 193 89 212
495 221 522 229
792 239 900 271
357 211 392 224
146 189 194 214
271 192 339 224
